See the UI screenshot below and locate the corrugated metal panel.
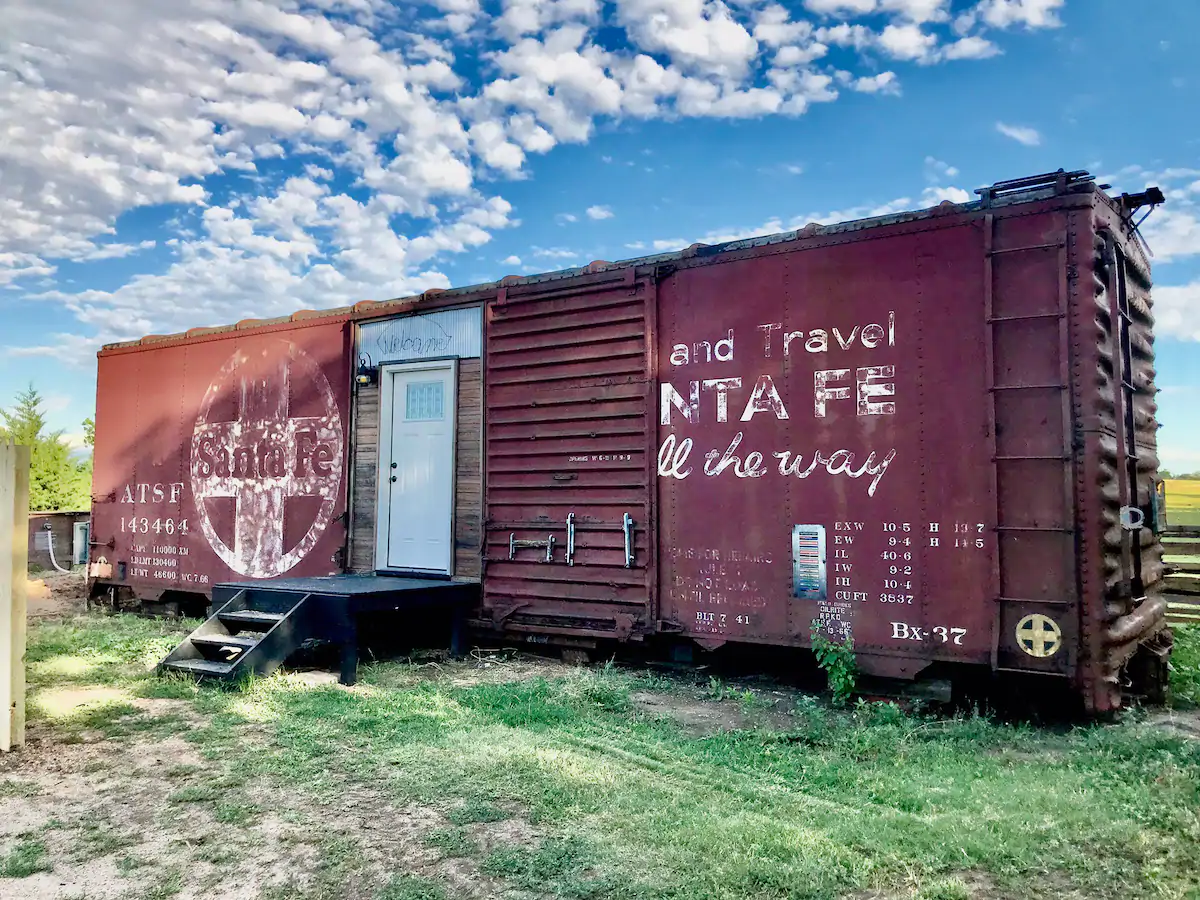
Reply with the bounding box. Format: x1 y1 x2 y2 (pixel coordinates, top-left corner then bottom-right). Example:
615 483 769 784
358 307 482 363
1075 205 1167 711
482 273 656 640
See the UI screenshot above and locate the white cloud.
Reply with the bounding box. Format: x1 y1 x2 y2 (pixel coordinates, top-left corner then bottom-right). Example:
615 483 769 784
753 4 814 48
806 0 950 24
430 0 483 34
881 0 950 23
942 35 1000 59
586 204 614 220
1142 209 1200 261
972 0 1064 30
496 0 600 41
817 23 875 50
614 0 760 81
532 246 580 260
1154 281 1200 342
850 71 900 93
921 185 971 204
557 213 579 225
0 0 1059 360
75 240 157 262
40 393 73 415
879 24 938 62
924 156 959 180
996 121 1041 146
501 254 523 266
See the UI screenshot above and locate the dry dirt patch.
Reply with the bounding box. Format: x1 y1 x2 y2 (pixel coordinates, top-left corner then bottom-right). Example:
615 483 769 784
631 688 799 736
2 714 528 900
1143 709 1200 740
26 572 88 621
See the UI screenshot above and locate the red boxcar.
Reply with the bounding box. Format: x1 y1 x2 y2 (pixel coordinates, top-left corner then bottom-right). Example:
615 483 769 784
91 171 1171 711
90 311 353 601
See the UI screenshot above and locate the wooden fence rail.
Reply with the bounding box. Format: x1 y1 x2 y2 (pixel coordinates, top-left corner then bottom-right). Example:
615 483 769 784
1 441 30 752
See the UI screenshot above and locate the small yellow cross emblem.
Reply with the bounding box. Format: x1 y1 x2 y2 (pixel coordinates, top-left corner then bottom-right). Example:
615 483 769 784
1015 614 1062 658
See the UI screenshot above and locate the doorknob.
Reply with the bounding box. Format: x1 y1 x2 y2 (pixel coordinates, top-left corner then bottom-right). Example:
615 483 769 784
390 475 398 483
391 462 398 469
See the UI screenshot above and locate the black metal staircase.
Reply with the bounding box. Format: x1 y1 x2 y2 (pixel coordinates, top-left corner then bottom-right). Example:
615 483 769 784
158 575 479 685
158 587 318 682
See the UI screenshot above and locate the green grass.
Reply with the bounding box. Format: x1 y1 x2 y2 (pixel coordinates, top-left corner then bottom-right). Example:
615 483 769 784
0 836 52 878
73 821 141 860
446 799 509 826
21 613 1200 900
377 873 448 900
1171 625 1200 707
424 826 479 858
0 778 40 799
1164 479 1200 527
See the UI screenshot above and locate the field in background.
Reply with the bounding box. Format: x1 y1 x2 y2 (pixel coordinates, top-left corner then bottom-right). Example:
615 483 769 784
1165 479 1200 527
0 610 1198 900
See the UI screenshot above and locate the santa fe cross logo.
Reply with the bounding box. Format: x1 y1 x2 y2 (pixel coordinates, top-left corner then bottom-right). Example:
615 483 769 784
1015 613 1062 659
190 342 345 578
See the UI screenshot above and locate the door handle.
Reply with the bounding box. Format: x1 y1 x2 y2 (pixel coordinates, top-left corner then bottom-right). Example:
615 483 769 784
390 475 398 483
391 462 398 469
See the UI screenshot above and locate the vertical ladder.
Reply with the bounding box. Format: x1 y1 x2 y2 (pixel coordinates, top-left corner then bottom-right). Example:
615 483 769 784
982 210 1077 672
1107 239 1143 600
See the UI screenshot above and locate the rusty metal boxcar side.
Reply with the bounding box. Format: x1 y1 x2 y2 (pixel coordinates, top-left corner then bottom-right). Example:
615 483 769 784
480 269 657 643
89 170 1168 711
90 311 353 603
469 172 1167 711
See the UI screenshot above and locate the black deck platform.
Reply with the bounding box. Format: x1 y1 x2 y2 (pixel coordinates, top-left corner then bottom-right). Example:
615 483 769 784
214 575 476 612
160 575 479 685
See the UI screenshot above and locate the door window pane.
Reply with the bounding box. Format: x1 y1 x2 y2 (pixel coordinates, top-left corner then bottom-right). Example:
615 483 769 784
405 380 444 421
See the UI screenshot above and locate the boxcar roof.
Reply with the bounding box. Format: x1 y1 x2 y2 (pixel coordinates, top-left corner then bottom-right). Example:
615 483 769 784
100 169 1145 355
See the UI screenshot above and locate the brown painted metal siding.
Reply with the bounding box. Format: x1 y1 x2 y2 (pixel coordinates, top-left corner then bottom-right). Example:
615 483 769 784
90 319 352 600
348 358 483 579
655 219 997 674
482 272 656 639
1074 201 1166 711
985 207 1079 678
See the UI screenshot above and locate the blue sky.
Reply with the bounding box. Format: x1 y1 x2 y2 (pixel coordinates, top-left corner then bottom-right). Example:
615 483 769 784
2 0 1198 469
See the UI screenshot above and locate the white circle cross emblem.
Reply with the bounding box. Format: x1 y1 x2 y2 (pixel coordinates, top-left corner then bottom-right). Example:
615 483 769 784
190 342 345 578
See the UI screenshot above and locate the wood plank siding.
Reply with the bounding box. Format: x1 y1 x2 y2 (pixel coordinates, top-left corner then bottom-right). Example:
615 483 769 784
348 358 483 581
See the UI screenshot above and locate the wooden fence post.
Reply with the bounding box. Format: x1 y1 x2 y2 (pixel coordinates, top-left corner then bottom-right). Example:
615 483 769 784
0 440 31 752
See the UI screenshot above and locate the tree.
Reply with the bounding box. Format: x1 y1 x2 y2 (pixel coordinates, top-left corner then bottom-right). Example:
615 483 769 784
83 416 95 447
0 384 92 511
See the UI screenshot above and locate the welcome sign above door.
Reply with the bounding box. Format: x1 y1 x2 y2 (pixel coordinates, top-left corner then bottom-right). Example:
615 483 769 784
358 307 482 363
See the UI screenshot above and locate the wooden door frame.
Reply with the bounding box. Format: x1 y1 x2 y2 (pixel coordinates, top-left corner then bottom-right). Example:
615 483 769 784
374 358 459 575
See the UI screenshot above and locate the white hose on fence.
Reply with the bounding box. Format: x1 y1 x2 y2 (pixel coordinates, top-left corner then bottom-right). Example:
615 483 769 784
43 526 72 574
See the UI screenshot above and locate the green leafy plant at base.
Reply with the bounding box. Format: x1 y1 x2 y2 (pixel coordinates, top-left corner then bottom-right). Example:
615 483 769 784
811 620 857 706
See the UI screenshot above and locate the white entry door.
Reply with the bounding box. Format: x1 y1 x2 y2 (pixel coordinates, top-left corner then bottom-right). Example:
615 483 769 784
377 363 456 573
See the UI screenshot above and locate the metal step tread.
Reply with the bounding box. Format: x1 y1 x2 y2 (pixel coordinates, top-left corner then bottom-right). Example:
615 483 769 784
162 658 235 676
191 634 261 650
218 610 286 628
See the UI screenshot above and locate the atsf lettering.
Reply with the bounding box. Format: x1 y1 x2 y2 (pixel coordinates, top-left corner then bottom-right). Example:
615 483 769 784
119 482 185 504
194 429 335 479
